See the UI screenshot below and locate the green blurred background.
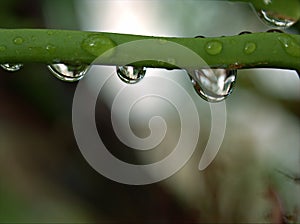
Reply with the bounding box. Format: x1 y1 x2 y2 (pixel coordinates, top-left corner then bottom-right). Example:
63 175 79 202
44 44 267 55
0 0 299 223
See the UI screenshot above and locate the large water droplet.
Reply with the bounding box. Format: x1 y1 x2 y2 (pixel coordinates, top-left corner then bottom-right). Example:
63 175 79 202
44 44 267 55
258 10 297 28
278 35 300 57
116 66 146 84
47 63 90 82
1 63 23 72
189 68 237 102
205 41 223 55
82 35 116 57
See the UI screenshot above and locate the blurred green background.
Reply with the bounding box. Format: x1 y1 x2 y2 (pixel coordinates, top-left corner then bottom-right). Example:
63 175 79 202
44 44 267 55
0 0 299 223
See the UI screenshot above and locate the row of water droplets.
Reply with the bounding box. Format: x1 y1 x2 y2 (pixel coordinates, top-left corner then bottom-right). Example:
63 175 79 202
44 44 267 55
1 26 299 102
0 61 235 103
117 28 300 102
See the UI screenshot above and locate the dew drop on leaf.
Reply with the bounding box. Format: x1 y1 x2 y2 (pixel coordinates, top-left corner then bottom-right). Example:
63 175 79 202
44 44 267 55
189 68 237 102
13 37 24 45
82 35 116 57
116 66 146 84
205 41 223 55
1 63 23 72
244 42 256 54
278 35 300 58
47 63 90 82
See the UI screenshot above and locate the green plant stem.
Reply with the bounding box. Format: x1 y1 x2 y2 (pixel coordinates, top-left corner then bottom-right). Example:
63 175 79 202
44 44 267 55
0 29 299 71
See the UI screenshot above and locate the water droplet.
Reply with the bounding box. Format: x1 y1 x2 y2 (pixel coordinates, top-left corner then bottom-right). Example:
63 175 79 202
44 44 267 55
0 45 6 52
1 63 23 72
47 63 90 82
238 31 252 35
46 44 56 54
189 68 236 102
258 10 297 28
47 30 54 36
278 35 300 57
205 41 222 55
116 66 146 84
13 37 24 45
167 58 176 65
244 42 256 54
158 39 168 44
267 29 284 33
82 35 116 57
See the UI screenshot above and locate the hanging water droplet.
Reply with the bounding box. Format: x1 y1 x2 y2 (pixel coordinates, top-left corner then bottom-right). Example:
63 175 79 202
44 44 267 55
116 66 146 84
258 10 297 28
1 63 23 72
47 63 90 82
189 68 237 102
205 41 223 55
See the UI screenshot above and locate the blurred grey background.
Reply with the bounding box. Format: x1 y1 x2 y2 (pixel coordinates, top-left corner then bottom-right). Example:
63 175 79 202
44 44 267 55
0 0 299 223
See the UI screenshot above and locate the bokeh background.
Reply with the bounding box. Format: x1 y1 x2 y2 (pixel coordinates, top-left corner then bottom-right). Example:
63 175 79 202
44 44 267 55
0 0 299 223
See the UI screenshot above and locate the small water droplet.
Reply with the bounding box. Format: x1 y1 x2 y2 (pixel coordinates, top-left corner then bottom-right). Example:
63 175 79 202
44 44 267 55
1 63 23 72
278 35 300 57
238 31 252 35
47 30 54 36
82 35 116 57
189 68 236 102
205 41 222 55
13 37 24 45
116 66 146 84
244 42 256 54
46 44 56 54
47 63 90 82
258 10 297 28
0 45 6 52
158 39 168 44
167 58 176 65
267 29 284 33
